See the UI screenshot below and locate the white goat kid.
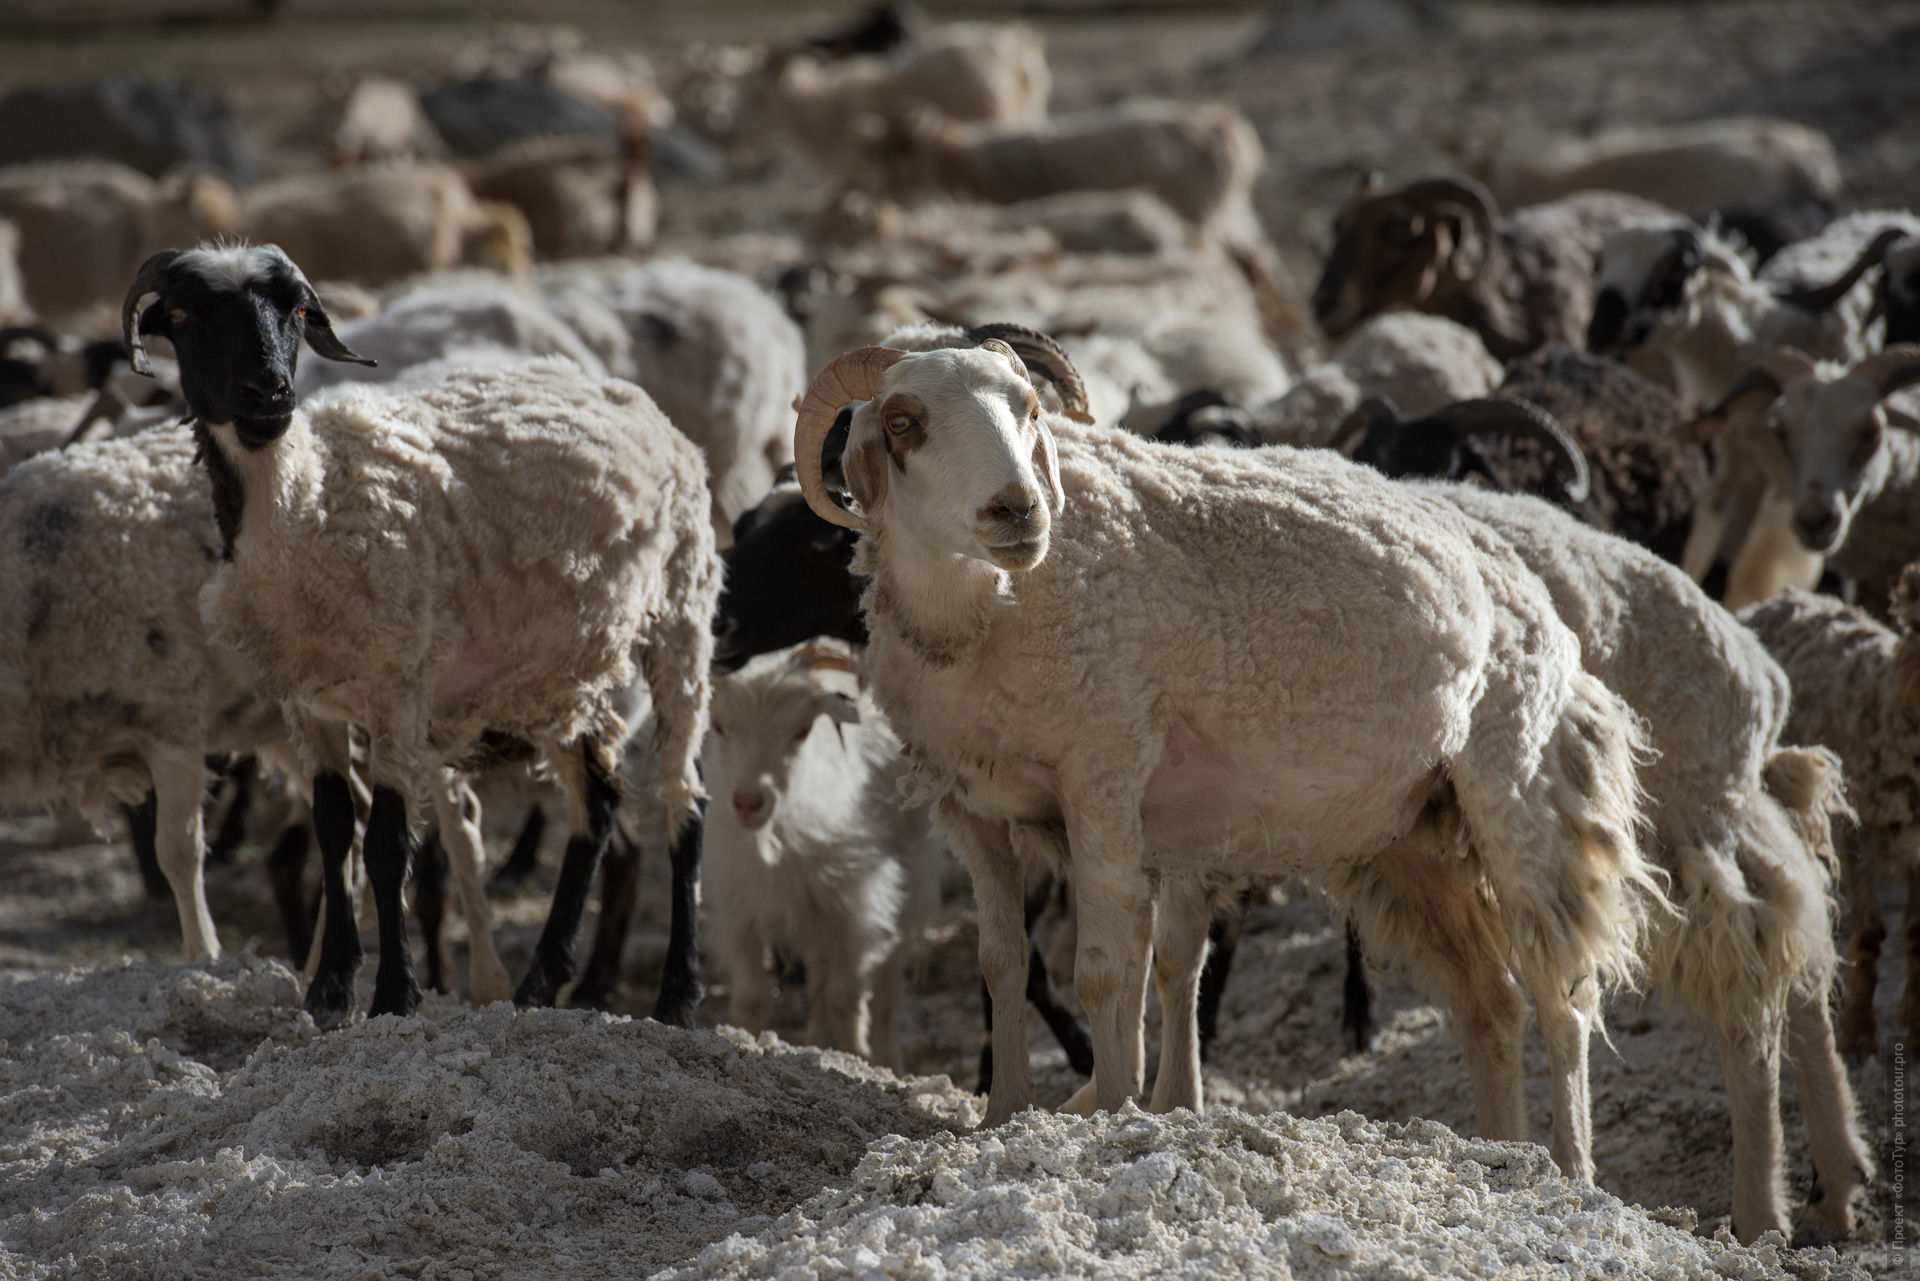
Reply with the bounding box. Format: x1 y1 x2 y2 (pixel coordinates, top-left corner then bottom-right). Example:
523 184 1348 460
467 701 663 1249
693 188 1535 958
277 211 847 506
790 340 1660 1192
703 640 942 1068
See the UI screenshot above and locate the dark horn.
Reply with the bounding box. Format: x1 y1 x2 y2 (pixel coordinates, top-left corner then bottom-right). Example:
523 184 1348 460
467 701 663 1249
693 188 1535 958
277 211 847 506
1774 227 1911 314
1397 176 1498 283
1430 397 1590 504
963 322 1093 423
1328 394 1404 456
122 250 184 378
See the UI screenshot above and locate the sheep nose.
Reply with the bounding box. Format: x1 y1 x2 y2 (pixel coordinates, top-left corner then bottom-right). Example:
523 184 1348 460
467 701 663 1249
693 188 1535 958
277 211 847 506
1793 505 1840 550
242 374 293 407
980 485 1041 527
731 790 769 827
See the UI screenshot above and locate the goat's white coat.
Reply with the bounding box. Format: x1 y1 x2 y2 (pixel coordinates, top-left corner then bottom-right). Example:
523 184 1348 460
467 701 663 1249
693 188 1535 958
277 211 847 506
703 643 944 1067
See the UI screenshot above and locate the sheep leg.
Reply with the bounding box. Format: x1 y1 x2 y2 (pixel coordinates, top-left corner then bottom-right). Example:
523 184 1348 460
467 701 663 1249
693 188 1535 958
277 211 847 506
430 776 512 1006
1064 815 1154 1116
362 783 422 1020
949 805 1035 1125
267 821 313 962
1785 987 1870 1238
1330 841 1530 1142
412 826 452 996
150 751 219 961
119 792 171 899
1342 920 1376 1054
871 954 905 1073
651 799 707 1027
1838 829 1886 1060
1715 1019 1788 1243
812 952 872 1059
488 802 547 892
573 818 643 1007
305 769 364 1023
515 742 619 1009
1529 972 1596 1185
1195 890 1249 1062
206 759 254 866
1148 874 1212 1114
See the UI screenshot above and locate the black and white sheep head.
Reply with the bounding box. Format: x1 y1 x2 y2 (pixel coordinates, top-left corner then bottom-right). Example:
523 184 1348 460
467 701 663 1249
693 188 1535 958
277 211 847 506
793 341 1066 573
1587 219 1710 357
1312 173 1498 340
1691 345 1920 555
706 640 864 832
121 243 373 447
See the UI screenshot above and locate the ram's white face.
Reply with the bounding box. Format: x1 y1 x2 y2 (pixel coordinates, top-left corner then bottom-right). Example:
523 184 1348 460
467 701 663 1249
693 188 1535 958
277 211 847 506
1772 375 1892 554
840 346 1064 571
707 661 859 833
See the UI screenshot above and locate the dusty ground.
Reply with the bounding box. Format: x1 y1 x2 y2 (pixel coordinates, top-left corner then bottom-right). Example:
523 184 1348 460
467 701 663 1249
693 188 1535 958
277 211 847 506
4 1 1920 1276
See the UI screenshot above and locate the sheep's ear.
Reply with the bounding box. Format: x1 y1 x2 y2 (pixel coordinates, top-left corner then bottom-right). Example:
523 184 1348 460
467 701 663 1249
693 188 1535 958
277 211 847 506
1033 419 1064 514
301 290 376 367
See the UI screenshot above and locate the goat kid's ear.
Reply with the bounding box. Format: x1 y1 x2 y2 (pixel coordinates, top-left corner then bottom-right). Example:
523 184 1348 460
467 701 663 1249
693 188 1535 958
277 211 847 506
300 291 376 367
821 691 861 727
1033 419 1064 514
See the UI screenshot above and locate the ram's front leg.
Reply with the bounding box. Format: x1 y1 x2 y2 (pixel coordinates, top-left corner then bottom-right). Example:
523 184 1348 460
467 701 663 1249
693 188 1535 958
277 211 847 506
944 800 1035 1126
517 739 619 1008
1063 789 1154 1116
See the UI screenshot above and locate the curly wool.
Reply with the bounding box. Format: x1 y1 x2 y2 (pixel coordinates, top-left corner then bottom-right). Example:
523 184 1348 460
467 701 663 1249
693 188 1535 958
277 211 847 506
203 357 717 824
0 423 275 813
859 421 1660 999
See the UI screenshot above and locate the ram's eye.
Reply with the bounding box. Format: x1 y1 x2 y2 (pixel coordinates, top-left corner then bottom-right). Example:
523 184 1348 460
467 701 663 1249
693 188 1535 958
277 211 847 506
168 308 188 325
886 416 914 436
711 723 727 739
294 302 309 319
791 728 810 745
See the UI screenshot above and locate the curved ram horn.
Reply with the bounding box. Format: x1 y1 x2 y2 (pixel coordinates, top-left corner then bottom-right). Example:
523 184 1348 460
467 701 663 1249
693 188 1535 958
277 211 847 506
1327 394 1404 456
122 249 184 378
1428 396 1590 504
1850 343 1920 401
793 346 910 531
962 322 1094 423
1679 351 1813 442
1396 176 1498 284
1774 227 1910 314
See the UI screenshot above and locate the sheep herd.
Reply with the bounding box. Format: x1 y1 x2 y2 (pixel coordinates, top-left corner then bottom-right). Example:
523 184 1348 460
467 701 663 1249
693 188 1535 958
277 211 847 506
2 2 1917 1269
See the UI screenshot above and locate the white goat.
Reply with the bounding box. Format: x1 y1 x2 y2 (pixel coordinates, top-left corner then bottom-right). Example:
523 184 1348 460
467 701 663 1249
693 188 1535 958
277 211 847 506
789 340 1660 1196
704 640 943 1068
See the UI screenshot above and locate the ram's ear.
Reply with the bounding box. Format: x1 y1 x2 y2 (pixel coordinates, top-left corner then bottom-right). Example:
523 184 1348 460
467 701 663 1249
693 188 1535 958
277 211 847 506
1033 419 1064 514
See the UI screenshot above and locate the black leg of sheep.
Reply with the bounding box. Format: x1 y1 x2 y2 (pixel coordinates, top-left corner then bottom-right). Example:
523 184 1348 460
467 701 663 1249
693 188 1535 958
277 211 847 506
304 770 365 1025
413 827 452 997
515 744 622 1009
267 821 313 964
570 820 644 1007
650 797 707 1028
120 792 171 900
363 784 422 1019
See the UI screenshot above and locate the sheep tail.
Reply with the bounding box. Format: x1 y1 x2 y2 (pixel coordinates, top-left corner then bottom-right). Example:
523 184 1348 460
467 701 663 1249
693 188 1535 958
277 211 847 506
1761 744 1852 880
641 494 721 842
